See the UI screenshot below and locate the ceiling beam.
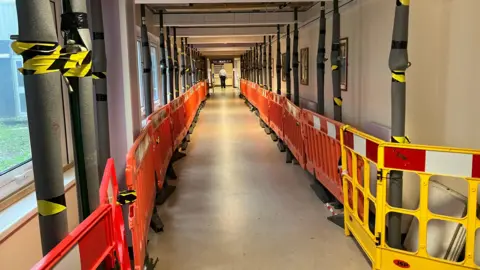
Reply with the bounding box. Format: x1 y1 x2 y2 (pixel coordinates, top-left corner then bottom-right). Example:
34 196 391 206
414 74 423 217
175 26 281 37
197 47 250 52
137 0 330 4
186 36 265 44
156 12 294 27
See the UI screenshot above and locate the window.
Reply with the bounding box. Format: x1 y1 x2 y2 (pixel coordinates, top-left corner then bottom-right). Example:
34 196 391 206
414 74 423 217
0 0 72 207
150 46 159 102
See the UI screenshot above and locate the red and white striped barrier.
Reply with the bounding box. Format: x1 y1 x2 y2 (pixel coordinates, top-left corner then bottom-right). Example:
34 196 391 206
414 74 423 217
343 128 380 163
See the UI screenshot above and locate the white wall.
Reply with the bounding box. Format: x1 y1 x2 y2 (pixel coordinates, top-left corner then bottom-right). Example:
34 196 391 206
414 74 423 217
271 0 480 226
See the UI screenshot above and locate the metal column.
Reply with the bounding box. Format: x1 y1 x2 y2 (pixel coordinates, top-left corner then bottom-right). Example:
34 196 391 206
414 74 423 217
159 10 167 105
331 0 342 121
181 38 186 92
263 36 267 89
388 0 411 249
285 24 292 101
166 27 174 102
317 2 326 115
13 0 68 254
292 8 300 106
173 28 180 97
90 0 109 177
268 35 273 91
140 5 153 114
62 0 99 220
276 25 282 95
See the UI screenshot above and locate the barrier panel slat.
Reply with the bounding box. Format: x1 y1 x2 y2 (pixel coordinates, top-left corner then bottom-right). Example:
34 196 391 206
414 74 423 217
170 96 187 149
32 159 130 270
257 87 269 124
302 109 344 203
126 124 156 270
283 99 305 168
268 92 284 140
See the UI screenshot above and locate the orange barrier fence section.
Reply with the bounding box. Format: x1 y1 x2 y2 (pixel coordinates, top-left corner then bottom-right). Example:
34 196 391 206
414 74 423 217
170 96 187 150
302 110 344 203
32 159 130 270
257 87 269 125
268 92 285 140
283 100 306 168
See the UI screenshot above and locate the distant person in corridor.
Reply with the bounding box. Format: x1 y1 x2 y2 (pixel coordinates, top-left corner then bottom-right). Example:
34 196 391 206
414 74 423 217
219 66 227 89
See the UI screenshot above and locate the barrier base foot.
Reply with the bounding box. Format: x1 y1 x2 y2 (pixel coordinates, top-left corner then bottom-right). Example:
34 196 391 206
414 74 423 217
167 163 178 180
270 132 278 141
186 134 191 142
286 148 293 163
264 126 272 135
327 214 345 229
144 252 159 270
259 119 266 128
156 185 176 205
277 140 286 152
172 149 187 162
150 207 164 233
254 110 259 117
310 181 334 203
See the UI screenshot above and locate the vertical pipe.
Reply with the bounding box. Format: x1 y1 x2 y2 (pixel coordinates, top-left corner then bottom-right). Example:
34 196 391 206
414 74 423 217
257 44 261 84
90 0 110 177
173 28 180 97
268 35 273 91
159 10 167 105
276 25 281 95
286 24 292 101
293 8 300 106
62 0 99 220
166 27 174 102
181 38 186 92
388 0 411 249
331 0 342 121
263 36 267 89
185 39 191 88
140 5 153 114
192 48 196 84
317 2 326 115
14 0 68 254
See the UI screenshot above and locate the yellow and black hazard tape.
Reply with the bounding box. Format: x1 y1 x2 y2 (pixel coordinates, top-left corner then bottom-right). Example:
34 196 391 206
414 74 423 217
392 136 410 144
334 97 343 107
332 64 339 71
92 72 106 79
116 190 137 205
37 194 66 216
11 41 93 78
397 0 410 6
392 70 405 83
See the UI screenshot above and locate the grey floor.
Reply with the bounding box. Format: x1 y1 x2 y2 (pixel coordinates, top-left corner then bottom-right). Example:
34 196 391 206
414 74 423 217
148 88 370 270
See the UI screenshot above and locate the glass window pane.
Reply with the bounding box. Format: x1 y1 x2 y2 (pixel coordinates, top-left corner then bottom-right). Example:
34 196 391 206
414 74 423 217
137 40 144 108
0 1 31 174
150 46 159 101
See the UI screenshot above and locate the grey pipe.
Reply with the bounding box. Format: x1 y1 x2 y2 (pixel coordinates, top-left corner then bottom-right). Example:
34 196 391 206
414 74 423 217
173 28 180 97
140 5 153 114
166 27 174 102
317 2 326 115
159 10 167 105
263 36 267 89
276 25 281 95
268 35 273 91
331 0 342 121
62 0 99 220
293 8 300 106
387 0 410 250
181 38 186 92
286 24 292 101
14 0 68 254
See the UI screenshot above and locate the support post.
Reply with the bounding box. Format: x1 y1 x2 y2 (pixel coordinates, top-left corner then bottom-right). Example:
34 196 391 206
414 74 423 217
159 10 167 105
276 25 282 95
185 39 191 89
140 4 153 114
388 0 411 249
14 0 68 254
62 0 100 220
286 24 292 101
90 0 110 177
173 28 180 97
192 48 197 84
331 0 342 122
166 27 174 102
317 2 326 115
268 35 273 91
293 8 300 106
181 38 186 92
263 36 267 89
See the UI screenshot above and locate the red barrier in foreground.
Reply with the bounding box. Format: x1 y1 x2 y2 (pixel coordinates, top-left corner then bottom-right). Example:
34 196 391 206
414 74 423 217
283 100 306 168
302 110 344 203
32 159 130 270
257 87 269 125
170 96 187 149
268 92 284 140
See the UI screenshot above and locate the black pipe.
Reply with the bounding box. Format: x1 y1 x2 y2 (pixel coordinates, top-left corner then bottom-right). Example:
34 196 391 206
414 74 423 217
181 38 186 92
276 25 281 95
166 27 174 101
173 28 180 97
159 10 167 105
317 2 326 114
286 24 292 101
268 35 273 91
293 8 300 106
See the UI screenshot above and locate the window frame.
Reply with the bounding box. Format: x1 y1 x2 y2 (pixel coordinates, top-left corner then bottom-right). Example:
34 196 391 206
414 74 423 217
0 0 73 211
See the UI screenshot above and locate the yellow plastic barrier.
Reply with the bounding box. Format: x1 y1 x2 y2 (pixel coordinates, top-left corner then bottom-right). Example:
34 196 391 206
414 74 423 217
341 125 480 269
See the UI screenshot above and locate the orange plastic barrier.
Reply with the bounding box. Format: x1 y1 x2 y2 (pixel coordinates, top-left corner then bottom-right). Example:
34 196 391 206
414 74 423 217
125 124 156 270
240 79 247 96
268 92 285 140
147 105 174 188
257 87 269 124
32 159 130 270
302 110 344 203
170 96 187 149
283 99 306 168
247 82 258 108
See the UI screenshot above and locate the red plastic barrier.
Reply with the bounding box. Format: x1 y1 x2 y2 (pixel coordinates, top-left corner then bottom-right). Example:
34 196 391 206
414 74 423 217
183 89 195 129
240 79 247 96
257 87 269 124
302 110 344 203
283 99 306 168
32 159 130 270
268 92 285 140
147 105 174 187
125 124 156 270
170 96 187 149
